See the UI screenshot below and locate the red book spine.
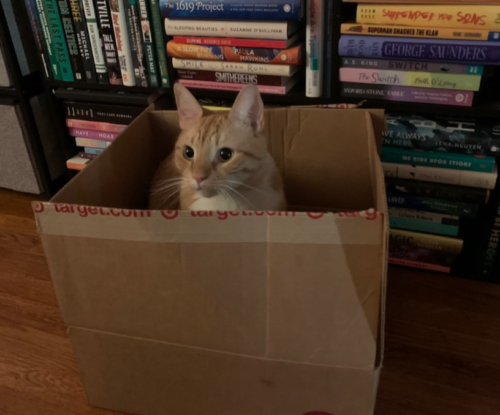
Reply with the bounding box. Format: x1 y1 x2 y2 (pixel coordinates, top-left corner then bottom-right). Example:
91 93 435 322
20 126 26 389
66 119 128 133
175 69 287 86
173 36 289 49
178 79 288 95
389 257 451 273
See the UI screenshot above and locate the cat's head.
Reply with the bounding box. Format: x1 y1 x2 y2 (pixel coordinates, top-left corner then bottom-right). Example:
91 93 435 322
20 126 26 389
173 83 268 198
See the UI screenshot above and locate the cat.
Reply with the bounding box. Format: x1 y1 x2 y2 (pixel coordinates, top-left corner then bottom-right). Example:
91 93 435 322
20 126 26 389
149 84 287 211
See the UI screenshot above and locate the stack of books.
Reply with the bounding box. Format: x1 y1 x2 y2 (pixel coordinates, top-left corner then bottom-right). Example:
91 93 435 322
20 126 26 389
381 113 499 274
64 102 142 170
161 0 305 95
337 2 500 107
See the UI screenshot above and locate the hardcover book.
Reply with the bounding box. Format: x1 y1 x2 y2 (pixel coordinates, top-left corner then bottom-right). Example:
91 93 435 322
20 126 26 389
71 0 97 82
64 101 143 124
176 69 291 86
58 0 86 81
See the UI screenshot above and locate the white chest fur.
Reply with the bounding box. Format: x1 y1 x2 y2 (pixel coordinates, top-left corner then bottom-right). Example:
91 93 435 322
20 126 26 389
189 194 239 211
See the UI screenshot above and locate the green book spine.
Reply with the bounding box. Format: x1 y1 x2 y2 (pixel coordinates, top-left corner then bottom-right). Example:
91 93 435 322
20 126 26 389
43 0 75 81
149 0 170 87
138 0 159 87
34 0 62 80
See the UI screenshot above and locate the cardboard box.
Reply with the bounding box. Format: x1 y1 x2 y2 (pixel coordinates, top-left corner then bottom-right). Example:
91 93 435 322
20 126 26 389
34 106 388 415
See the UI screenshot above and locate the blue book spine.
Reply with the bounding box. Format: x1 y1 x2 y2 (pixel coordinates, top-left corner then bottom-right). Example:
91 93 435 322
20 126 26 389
160 0 303 20
390 217 459 237
339 35 500 65
381 147 496 173
84 147 104 155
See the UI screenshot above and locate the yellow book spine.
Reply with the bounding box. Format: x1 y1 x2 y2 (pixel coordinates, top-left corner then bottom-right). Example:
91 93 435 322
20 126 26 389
357 5 500 30
341 23 496 41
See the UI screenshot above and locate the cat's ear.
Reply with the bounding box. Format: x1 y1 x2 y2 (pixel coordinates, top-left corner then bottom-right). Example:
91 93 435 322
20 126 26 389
174 83 203 130
229 85 264 134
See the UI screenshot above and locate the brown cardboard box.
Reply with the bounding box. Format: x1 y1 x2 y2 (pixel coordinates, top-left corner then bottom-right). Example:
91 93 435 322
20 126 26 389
33 106 388 415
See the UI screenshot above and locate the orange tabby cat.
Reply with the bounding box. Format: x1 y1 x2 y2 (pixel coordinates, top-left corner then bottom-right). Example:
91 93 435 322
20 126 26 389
149 84 286 211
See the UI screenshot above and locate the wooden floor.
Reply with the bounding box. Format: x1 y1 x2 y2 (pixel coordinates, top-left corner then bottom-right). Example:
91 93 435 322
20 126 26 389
1 188 500 415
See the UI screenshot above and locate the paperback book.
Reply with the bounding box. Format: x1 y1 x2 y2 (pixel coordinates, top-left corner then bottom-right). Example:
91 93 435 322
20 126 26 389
176 69 291 86
390 228 463 254
64 101 143 124
69 0 97 82
57 0 85 81
173 32 304 49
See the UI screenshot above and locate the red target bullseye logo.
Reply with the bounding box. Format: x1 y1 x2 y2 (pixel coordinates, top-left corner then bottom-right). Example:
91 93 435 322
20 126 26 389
161 210 179 220
307 212 325 220
33 202 45 213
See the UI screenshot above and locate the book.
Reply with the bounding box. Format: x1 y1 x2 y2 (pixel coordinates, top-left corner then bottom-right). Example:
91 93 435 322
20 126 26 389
75 137 112 148
79 151 99 160
357 4 500 30
385 178 490 204
172 31 304 49
66 118 128 133
150 0 170 87
138 0 159 87
81 0 108 83
390 216 459 237
84 147 105 154
341 57 483 75
160 0 303 20
64 101 143 124
69 127 120 141
390 207 460 226
338 36 500 65
178 76 300 95
94 0 123 85
24 0 52 79
71 0 97 82
124 0 148 87
176 69 291 86
383 113 500 156
306 0 323 98
67 154 90 170
389 243 458 267
381 147 496 173
340 83 474 107
341 23 500 42
387 193 480 218
390 228 464 254
35 0 62 80
383 162 498 189
44 0 75 81
167 41 304 65
345 0 500 3
110 0 135 86
58 0 85 81
322 0 334 97
339 68 482 91
165 19 299 40
172 58 299 76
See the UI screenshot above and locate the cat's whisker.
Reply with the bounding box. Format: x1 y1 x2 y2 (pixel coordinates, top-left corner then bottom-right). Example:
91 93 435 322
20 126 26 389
150 180 187 195
219 184 256 210
220 180 270 196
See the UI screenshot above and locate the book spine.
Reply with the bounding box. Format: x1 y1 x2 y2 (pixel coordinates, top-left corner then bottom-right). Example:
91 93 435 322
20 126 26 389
357 5 500 30
390 228 463 254
75 137 112 148
381 147 496 173
389 207 460 225
149 0 170 87
43 0 75 81
172 58 297 76
94 0 123 85
389 257 451 273
70 0 97 82
341 23 500 42
385 178 489 204
389 243 458 267
84 147 104 154
340 57 483 75
81 0 108 83
35 0 62 80
165 19 294 40
173 36 290 49
79 151 99 160
64 101 142 124
69 127 120 140
57 0 85 81
338 35 500 65
124 0 148 87
340 82 474 107
178 79 288 95
383 162 498 189
339 68 481 91
322 0 333 97
477 187 500 279
390 216 459 236
66 118 128 132
175 69 287 86
306 0 323 98
167 41 304 65
110 0 135 86
138 0 159 87
67 155 90 170
161 0 303 20
25 0 52 79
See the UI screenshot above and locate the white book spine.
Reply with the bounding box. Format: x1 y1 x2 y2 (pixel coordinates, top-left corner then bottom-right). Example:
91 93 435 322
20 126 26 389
306 0 324 98
110 0 136 86
165 19 293 40
383 163 498 190
172 58 297 76
81 0 106 75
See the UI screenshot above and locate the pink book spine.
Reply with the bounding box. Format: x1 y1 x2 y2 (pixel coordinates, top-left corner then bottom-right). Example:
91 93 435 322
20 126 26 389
389 257 451 273
178 79 287 95
173 36 287 49
66 119 128 133
69 128 120 141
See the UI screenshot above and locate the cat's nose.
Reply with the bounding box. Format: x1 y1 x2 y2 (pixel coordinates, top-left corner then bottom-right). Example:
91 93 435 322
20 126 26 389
194 175 207 186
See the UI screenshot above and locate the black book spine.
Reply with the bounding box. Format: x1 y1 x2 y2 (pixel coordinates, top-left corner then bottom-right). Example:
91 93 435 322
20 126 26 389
124 0 148 87
64 101 143 124
93 0 122 85
477 184 500 281
24 0 52 79
69 0 96 82
322 0 333 97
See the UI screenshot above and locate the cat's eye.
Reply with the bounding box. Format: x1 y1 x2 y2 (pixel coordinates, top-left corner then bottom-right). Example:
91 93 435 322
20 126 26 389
219 148 233 162
184 146 194 159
